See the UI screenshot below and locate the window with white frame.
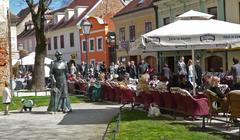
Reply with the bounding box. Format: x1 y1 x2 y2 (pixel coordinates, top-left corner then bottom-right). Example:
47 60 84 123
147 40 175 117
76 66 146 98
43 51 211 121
163 17 170 25
119 27 125 41
89 38 94 52
60 35 64 48
97 36 103 51
82 39 86 52
70 33 74 47
145 21 152 33
47 38 51 50
208 7 217 19
129 25 135 42
54 36 58 49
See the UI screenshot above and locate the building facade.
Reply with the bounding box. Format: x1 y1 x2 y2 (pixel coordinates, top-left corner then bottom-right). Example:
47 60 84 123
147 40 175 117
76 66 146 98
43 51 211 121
79 17 113 66
153 0 240 73
113 0 157 69
46 0 125 65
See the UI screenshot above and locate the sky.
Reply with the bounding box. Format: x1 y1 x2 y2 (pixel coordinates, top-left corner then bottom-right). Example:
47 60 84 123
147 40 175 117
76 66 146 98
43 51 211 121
10 0 71 15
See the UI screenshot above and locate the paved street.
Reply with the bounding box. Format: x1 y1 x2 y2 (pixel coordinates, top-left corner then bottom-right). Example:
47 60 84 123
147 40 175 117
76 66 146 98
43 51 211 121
0 103 120 140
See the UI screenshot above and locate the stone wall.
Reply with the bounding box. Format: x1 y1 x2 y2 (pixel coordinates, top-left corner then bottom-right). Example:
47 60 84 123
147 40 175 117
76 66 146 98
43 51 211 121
0 38 10 94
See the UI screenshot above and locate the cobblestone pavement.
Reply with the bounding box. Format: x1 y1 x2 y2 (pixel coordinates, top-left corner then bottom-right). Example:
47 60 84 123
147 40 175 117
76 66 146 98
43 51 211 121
0 103 120 140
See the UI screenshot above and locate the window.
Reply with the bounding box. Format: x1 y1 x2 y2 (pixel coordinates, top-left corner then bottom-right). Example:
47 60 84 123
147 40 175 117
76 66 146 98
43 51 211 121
82 39 86 52
60 35 64 48
119 27 125 41
70 33 74 47
145 22 152 33
47 38 51 50
89 38 94 52
129 25 135 42
208 7 217 19
97 36 103 51
54 36 58 49
163 17 170 25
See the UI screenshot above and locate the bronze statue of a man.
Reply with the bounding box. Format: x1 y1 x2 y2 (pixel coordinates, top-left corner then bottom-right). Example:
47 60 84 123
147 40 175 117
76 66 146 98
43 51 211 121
48 51 72 113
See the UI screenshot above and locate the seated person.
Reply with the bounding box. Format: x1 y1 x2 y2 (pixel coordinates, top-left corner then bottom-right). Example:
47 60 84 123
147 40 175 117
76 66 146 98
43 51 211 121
158 76 168 90
136 73 150 95
209 76 229 98
167 74 179 90
20 99 34 112
178 75 193 91
149 75 160 88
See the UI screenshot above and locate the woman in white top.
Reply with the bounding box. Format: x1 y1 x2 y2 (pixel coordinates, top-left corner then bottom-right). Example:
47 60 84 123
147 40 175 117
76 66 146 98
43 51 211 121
2 81 12 115
70 63 77 75
187 59 194 83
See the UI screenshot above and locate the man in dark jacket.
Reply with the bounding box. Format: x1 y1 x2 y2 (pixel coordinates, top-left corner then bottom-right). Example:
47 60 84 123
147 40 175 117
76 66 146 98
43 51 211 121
138 59 148 76
195 59 203 88
129 61 137 79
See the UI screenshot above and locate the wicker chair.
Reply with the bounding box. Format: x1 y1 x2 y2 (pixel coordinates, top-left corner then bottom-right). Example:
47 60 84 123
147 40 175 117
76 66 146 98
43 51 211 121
205 89 229 123
227 90 240 122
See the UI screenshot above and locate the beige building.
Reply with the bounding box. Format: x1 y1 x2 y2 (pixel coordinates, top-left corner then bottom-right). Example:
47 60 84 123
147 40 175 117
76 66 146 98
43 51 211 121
152 0 240 73
113 0 157 69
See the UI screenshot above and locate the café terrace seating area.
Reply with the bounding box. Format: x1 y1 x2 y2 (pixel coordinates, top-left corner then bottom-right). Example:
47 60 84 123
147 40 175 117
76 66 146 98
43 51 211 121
68 79 240 133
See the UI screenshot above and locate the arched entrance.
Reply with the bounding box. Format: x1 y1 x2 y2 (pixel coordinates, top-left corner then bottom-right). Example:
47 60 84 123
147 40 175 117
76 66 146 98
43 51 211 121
205 56 223 72
145 56 157 72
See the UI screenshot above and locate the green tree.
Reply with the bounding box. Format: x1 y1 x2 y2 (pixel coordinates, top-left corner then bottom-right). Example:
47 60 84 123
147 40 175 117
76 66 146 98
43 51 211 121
24 0 70 90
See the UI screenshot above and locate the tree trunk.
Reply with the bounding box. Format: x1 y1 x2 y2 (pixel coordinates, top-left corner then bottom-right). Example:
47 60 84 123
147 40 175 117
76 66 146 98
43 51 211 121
31 24 46 90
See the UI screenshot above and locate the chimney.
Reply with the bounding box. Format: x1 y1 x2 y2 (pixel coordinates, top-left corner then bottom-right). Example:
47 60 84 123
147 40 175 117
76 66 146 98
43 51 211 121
65 9 74 21
25 21 34 31
54 12 65 24
74 6 88 18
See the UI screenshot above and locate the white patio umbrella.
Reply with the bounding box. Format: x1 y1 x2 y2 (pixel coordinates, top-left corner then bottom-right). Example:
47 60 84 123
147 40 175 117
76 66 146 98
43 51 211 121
142 10 240 94
19 52 53 65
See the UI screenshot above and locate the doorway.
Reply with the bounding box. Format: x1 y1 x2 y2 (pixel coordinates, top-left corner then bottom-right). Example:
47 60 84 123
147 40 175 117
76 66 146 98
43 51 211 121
205 56 223 72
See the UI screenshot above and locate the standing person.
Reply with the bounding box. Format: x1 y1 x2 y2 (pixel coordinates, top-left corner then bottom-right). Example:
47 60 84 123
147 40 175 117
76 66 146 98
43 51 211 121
100 62 106 73
195 59 203 88
49 51 72 113
79 61 86 77
230 57 240 90
125 61 131 74
114 60 120 74
161 63 171 81
129 61 137 79
177 56 187 76
138 59 148 76
2 81 12 115
109 62 115 75
187 59 194 83
70 63 77 75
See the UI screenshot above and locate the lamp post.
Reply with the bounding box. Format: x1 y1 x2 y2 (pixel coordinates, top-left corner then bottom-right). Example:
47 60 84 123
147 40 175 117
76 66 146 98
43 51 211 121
80 19 92 80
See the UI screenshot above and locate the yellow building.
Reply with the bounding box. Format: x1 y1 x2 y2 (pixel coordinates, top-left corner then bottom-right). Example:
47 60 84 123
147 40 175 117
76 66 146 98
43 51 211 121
113 0 157 69
153 0 240 73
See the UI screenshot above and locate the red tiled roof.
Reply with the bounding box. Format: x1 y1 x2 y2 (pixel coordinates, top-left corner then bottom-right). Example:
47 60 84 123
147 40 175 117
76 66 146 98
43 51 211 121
114 0 154 17
49 0 99 31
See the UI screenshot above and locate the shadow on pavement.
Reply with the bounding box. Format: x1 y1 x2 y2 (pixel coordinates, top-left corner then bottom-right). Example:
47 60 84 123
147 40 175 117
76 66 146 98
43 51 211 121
58 108 119 125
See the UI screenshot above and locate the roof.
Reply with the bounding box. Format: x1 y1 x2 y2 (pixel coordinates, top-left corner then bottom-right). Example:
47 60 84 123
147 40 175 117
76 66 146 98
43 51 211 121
17 3 38 25
114 0 154 17
48 0 99 31
10 12 20 25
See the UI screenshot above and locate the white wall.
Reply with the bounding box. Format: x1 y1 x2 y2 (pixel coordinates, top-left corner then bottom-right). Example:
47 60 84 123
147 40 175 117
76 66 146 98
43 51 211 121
46 26 81 64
